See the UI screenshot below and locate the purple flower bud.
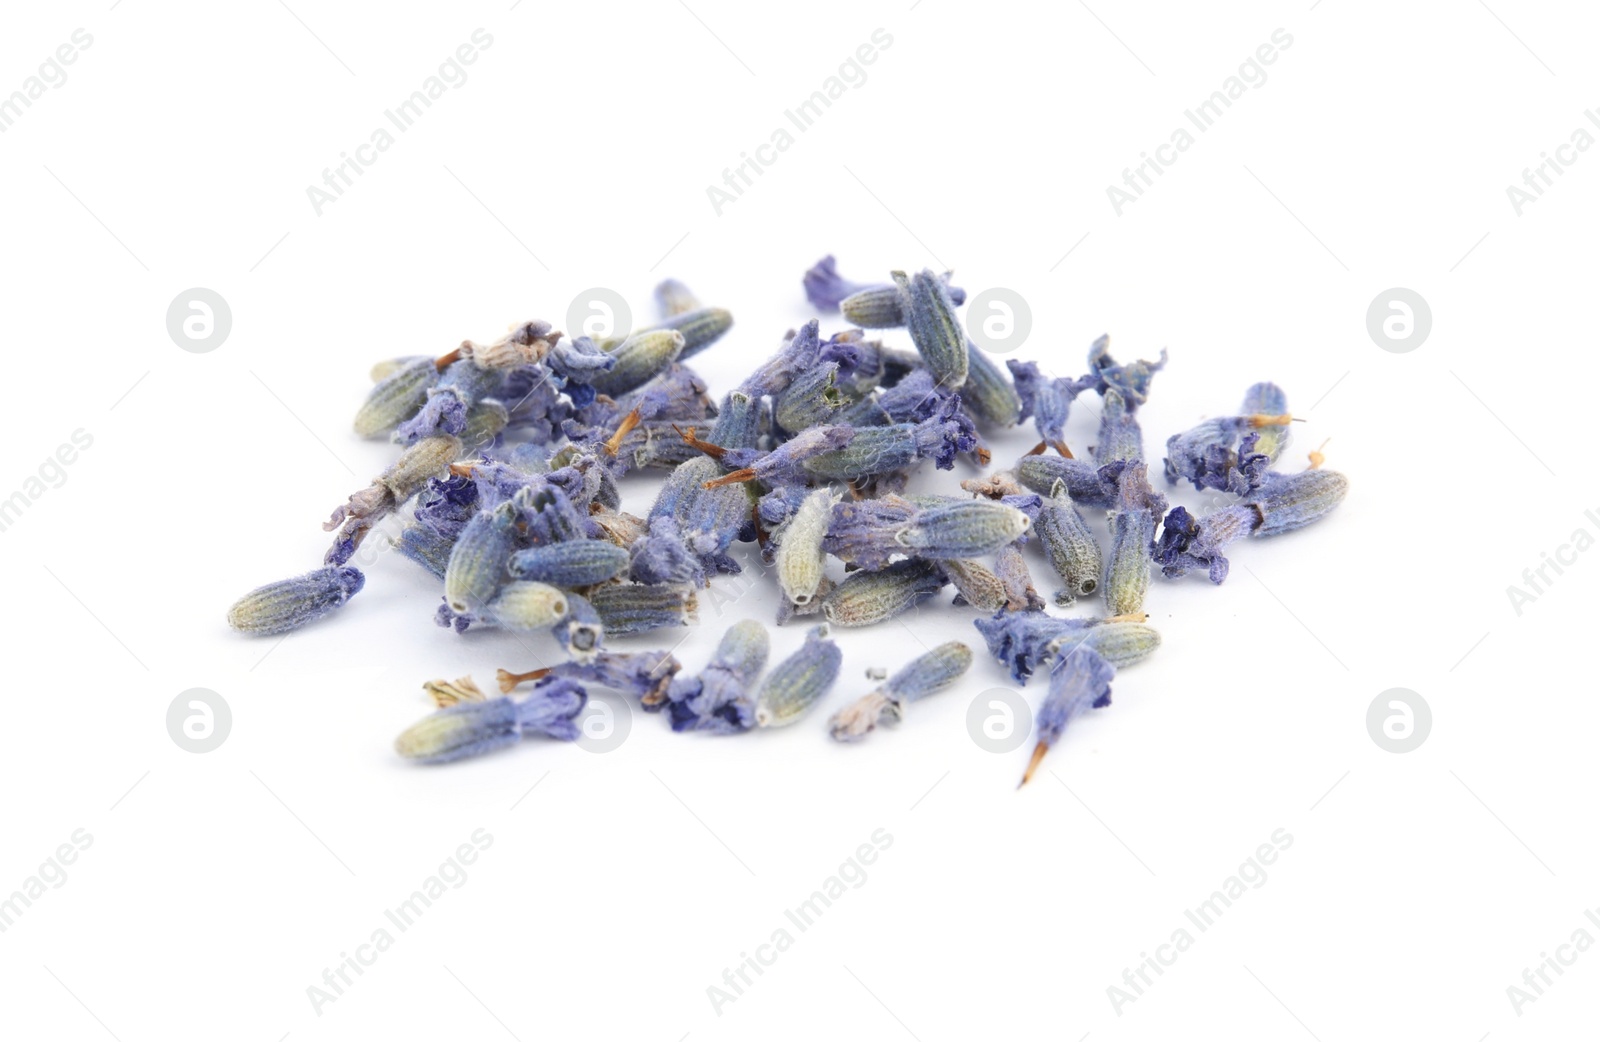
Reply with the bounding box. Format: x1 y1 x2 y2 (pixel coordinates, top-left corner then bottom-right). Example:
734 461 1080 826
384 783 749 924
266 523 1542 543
666 619 770 733
394 678 588 765
227 566 365 636
1085 334 1166 410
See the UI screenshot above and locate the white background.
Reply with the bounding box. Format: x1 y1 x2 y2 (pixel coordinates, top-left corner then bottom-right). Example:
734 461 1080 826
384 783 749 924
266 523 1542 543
1 1 1594 1039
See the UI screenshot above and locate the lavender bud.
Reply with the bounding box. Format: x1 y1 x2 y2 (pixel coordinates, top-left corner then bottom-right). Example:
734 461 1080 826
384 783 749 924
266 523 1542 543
443 500 520 616
776 487 836 606
754 624 843 727
828 640 973 741
1014 454 1114 508
1103 508 1154 616
354 357 437 438
589 330 685 397
820 559 946 628
484 581 570 630
943 558 1009 611
508 541 630 588
892 269 968 389
647 307 733 360
839 285 908 328
803 255 872 311
395 679 588 765
894 500 1031 559
1051 621 1161 669
1085 335 1167 409
1020 644 1116 786
1035 481 1102 605
460 400 509 451
380 435 462 503
553 593 605 662
226 566 365 636
774 361 851 433
1093 388 1145 465
587 582 698 635
1247 468 1349 536
962 342 1024 428
1240 382 1291 460
992 542 1046 611
666 618 770 733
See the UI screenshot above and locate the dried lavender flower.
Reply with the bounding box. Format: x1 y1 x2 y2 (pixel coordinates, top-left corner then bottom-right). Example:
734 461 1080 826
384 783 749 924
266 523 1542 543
1053 621 1161 669
961 342 1024 428
1034 480 1102 605
895 500 1031 559
893 269 968 389
754 624 843 727
484 581 570 630
354 357 438 438
839 272 966 328
803 255 873 311
1240 382 1291 461
589 329 685 397
665 619 770 733
773 360 852 433
552 592 605 662
1164 416 1288 495
395 679 587 765
776 487 836 606
992 541 1046 612
324 434 462 565
1085 334 1166 409
1154 468 1348 582
943 558 1009 611
1104 508 1155 616
1007 359 1092 455
1014 454 1116 509
508 541 630 588
1249 467 1349 536
819 559 946 627
1019 644 1116 786
972 609 1149 683
226 566 365 636
443 500 520 616
828 641 973 741
647 307 733 360
587 581 698 635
